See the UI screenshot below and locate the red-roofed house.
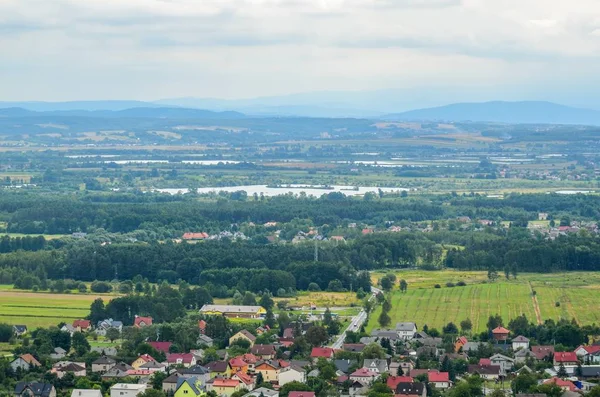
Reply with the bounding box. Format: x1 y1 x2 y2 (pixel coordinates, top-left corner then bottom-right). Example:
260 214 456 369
544 377 577 392
554 352 578 366
132 354 155 369
531 345 555 361
232 371 255 390
134 316 153 328
455 336 468 352
574 345 600 364
350 368 379 384
209 378 241 396
311 347 335 361
491 326 510 341
149 341 172 354
73 319 92 332
387 376 414 390
428 371 450 389
251 344 277 359
182 232 209 240
229 357 249 373
166 353 197 368
479 358 491 366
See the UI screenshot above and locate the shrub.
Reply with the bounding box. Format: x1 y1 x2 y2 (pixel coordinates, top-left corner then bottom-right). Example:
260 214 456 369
555 301 561 307
456 281 466 286
446 282 455 288
91 281 113 293
434 284 441 288
307 283 321 292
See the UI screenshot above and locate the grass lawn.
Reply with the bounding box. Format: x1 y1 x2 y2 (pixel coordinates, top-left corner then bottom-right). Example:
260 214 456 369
0 289 114 328
366 270 600 333
0 233 68 240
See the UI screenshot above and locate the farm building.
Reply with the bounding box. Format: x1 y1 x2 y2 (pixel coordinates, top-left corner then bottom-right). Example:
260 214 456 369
199 304 266 319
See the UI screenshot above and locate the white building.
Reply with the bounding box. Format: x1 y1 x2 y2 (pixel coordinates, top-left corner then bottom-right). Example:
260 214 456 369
110 383 147 397
395 322 417 340
512 336 530 351
71 390 103 397
278 366 306 386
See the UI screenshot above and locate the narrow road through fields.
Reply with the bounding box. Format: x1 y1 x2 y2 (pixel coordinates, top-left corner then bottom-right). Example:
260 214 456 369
528 281 542 325
330 286 380 349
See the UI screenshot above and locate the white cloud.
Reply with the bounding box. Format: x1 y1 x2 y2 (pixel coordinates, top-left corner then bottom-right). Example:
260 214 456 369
0 0 599 101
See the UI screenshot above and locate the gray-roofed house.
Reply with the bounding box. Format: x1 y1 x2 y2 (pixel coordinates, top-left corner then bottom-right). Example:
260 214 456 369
95 319 123 336
13 325 28 337
363 359 389 374
579 365 600 379
514 349 537 364
512 336 530 351
61 324 76 336
91 347 118 357
197 334 214 347
101 362 133 380
50 347 67 360
462 342 482 352
162 373 181 393
92 356 116 373
15 382 56 397
371 330 401 342
395 382 426 397
178 365 211 384
395 323 417 340
490 354 515 375
243 387 279 397
335 359 355 374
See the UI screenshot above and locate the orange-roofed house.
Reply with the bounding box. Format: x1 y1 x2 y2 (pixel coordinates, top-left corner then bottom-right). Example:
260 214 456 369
198 320 207 334
73 319 92 332
554 352 579 366
208 378 241 396
132 354 155 369
544 377 577 392
455 336 468 352
289 393 315 397
428 371 451 389
387 376 414 390
10 354 41 372
229 357 249 373
182 232 209 240
491 326 509 341
350 368 379 385
232 371 255 390
134 316 153 328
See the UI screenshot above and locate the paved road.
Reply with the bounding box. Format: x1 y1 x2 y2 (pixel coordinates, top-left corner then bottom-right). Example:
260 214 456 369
330 286 380 349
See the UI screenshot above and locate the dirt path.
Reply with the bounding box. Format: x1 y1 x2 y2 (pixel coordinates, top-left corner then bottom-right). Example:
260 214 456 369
528 282 542 325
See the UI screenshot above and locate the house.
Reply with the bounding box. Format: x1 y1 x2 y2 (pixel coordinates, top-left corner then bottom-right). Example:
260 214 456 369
91 346 118 357
283 328 294 339
578 365 600 379
10 354 42 371
574 345 600 364
13 325 27 337
387 376 415 391
288 392 315 397
132 354 155 369
255 360 281 382
463 342 482 353
71 390 102 397
343 344 366 353
61 324 76 336
197 334 214 347
206 361 231 378
394 382 426 397
232 371 255 390
92 356 116 373
491 326 510 341
243 387 279 397
167 353 197 368
101 363 134 380
428 371 450 389
543 377 577 392
95 319 123 336
363 359 388 374
174 377 205 397
251 344 277 359
200 304 266 319
140 361 167 373
110 383 147 397
350 368 379 384
334 359 354 374
531 345 554 361
14 382 56 397
179 365 211 384
311 347 335 361
396 323 417 340
133 316 153 328
512 336 530 351
229 330 257 347
207 378 241 396
468 365 501 380
279 365 306 386
514 349 537 364
52 362 86 378
182 232 209 240
50 347 67 360
370 330 402 342
455 336 468 352
73 319 92 332
149 341 172 354
439 353 468 363
554 352 578 366
256 325 270 335
490 354 515 374
163 373 182 393
199 320 207 334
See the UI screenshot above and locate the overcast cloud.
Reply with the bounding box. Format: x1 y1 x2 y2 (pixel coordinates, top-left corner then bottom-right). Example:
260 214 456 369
0 0 599 106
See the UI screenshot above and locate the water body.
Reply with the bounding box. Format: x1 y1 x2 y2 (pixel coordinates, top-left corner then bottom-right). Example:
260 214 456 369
154 184 409 197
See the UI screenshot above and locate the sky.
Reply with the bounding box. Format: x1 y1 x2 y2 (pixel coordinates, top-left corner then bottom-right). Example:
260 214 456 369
1 0 600 108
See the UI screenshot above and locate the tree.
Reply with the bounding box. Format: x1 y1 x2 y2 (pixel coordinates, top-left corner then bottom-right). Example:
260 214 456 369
88 298 106 325
380 276 393 292
443 322 458 335
396 365 404 376
378 311 391 328
576 362 583 377
279 381 312 397
242 292 257 306
105 328 120 343
487 270 499 282
486 314 503 331
367 382 393 397
504 265 510 280
362 343 386 359
305 326 329 346
72 332 90 356
460 319 473 334
151 372 168 390
323 307 333 326
256 372 264 385
264 309 276 329
510 263 518 279
259 293 274 310
138 390 166 397
0 323 12 342
511 372 538 394
557 363 568 378
399 279 408 293
382 299 392 313
488 390 506 397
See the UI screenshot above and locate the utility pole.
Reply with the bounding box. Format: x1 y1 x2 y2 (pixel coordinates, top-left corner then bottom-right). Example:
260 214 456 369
314 240 319 262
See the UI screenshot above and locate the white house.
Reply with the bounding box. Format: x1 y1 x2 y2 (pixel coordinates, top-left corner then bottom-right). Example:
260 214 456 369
278 366 306 386
110 384 147 397
363 359 388 374
395 323 417 340
512 336 530 351
490 354 515 375
10 354 41 372
71 390 103 397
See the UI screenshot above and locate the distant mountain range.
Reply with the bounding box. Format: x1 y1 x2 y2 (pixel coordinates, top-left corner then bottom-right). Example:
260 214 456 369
1 100 600 125
383 101 600 125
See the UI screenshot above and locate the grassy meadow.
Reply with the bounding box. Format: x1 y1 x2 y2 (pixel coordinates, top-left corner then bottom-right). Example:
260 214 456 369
367 270 600 333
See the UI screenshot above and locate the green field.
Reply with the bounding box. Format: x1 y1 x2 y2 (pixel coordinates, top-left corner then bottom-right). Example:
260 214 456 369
0 289 112 328
367 270 600 333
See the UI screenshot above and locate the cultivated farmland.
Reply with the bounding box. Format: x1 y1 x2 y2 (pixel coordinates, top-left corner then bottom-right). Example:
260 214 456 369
367 270 600 333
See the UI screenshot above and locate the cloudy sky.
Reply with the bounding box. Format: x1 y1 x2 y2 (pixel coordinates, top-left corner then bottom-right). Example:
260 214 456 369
1 0 599 108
